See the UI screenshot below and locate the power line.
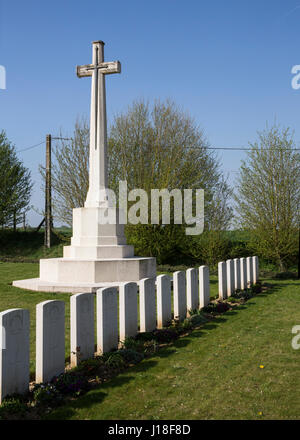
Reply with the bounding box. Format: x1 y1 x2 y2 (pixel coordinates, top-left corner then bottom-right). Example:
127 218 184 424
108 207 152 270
16 141 44 153
15 137 73 154
206 146 300 151
14 140 300 154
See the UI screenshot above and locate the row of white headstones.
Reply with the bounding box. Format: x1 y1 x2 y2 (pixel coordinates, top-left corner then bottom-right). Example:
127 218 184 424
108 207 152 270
0 256 258 403
218 256 259 300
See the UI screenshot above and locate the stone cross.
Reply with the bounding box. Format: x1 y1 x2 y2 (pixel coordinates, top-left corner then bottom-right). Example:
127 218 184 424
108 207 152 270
77 40 121 208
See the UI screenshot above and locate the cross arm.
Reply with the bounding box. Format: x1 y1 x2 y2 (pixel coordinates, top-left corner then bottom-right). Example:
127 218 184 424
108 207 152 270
76 61 121 78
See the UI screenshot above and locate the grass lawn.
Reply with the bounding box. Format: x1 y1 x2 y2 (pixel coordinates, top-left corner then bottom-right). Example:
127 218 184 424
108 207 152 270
45 277 300 420
0 262 299 419
0 262 218 375
0 262 72 374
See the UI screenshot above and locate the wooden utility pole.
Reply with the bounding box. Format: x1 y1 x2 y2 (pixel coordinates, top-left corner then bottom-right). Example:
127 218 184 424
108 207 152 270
44 134 52 248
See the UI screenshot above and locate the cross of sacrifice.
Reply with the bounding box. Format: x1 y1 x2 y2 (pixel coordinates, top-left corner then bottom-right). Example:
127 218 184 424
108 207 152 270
77 41 121 208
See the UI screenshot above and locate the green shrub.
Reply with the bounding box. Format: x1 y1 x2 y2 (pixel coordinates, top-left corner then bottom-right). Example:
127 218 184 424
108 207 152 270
274 271 297 280
0 395 28 417
152 328 179 343
118 349 144 365
73 357 104 376
120 337 145 353
51 372 90 396
32 383 63 407
104 353 125 369
251 282 262 294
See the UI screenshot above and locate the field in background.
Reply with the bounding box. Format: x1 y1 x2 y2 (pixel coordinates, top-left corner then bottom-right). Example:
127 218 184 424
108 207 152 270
0 229 297 276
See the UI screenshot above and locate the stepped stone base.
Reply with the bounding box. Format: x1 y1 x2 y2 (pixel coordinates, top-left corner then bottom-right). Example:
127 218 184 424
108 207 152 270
13 256 156 293
13 206 157 293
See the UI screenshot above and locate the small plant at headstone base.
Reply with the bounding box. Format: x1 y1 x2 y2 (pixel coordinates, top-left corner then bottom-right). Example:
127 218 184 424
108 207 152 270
51 371 90 396
143 339 158 355
118 349 144 365
120 337 145 353
32 383 63 408
214 301 231 313
231 288 253 301
226 296 240 304
187 308 199 317
73 357 105 377
201 301 231 314
151 328 179 343
0 395 28 419
189 311 209 327
251 282 262 294
104 352 125 370
202 303 218 314
135 331 157 342
180 318 194 331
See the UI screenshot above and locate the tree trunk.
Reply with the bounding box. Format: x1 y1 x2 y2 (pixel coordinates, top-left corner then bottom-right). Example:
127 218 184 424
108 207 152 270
13 211 16 232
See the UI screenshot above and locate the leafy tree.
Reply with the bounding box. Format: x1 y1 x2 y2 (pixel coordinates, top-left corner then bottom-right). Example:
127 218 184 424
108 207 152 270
0 130 32 230
108 99 232 262
235 125 300 271
44 100 232 263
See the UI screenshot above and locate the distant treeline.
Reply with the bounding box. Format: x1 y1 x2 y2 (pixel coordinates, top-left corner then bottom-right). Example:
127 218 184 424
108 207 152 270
1 228 297 273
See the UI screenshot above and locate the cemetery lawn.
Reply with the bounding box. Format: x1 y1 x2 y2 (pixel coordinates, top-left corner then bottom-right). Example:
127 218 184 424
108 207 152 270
0 262 72 374
0 262 299 419
44 278 299 420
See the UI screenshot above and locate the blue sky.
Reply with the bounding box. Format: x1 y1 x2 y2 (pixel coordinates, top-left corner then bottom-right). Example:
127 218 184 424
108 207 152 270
1 0 300 226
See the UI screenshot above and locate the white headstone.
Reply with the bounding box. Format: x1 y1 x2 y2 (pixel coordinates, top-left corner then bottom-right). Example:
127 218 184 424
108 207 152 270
70 293 95 367
36 300 65 383
233 258 241 291
97 287 118 353
218 261 227 300
240 257 247 290
199 265 210 308
252 256 259 284
226 259 234 297
173 271 187 321
246 257 253 287
0 309 30 403
119 282 138 341
156 275 172 328
186 268 199 312
139 278 156 332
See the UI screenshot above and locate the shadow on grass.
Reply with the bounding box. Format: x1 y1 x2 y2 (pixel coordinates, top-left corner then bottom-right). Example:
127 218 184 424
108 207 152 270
44 279 285 419
45 357 168 419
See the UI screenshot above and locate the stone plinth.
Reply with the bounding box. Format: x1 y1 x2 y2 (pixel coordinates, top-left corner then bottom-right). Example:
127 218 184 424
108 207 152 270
63 207 134 259
13 257 156 293
13 207 156 293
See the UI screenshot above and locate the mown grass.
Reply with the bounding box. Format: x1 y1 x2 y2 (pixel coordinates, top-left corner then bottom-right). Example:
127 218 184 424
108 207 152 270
0 262 218 375
1 263 299 419
0 262 72 374
44 278 300 420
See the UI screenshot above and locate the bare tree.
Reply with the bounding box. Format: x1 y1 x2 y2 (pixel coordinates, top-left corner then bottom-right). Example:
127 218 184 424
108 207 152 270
235 125 300 271
40 117 89 226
